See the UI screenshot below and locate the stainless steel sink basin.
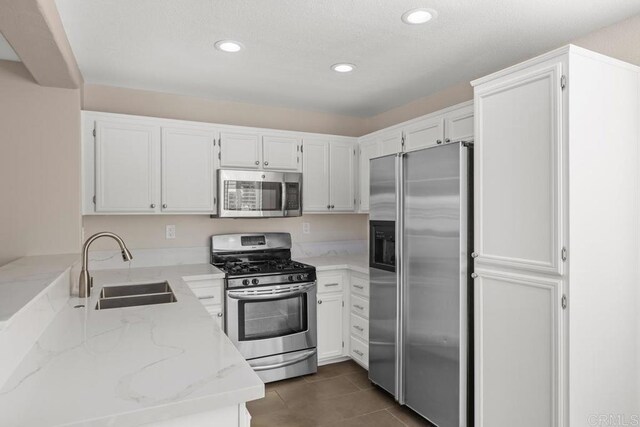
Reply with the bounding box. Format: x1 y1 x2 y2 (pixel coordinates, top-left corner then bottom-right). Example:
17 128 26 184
95 281 177 310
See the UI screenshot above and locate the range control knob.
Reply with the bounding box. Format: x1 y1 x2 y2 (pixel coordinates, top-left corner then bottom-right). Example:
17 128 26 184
297 275 303 281
288 275 294 281
242 279 250 286
251 278 259 285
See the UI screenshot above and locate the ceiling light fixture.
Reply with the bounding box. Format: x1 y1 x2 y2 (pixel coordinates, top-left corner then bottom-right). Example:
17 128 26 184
214 40 243 53
331 63 356 73
401 8 436 25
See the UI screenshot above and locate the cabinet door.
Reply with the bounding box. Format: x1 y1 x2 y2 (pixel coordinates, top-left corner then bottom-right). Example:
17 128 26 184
378 129 403 156
262 134 300 171
475 62 564 274
219 131 260 169
358 139 380 212
302 138 330 212
317 292 344 361
95 120 160 212
475 270 562 427
403 116 444 152
329 140 355 211
161 127 217 213
444 105 474 142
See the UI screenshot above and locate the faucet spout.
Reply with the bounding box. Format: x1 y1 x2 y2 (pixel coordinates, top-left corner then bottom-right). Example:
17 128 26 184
79 232 133 298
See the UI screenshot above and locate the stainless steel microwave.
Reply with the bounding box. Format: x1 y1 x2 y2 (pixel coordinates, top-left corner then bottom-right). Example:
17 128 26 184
217 170 302 218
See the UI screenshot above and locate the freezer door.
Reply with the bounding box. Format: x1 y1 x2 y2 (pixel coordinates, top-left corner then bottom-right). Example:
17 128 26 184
368 154 399 396
402 143 470 427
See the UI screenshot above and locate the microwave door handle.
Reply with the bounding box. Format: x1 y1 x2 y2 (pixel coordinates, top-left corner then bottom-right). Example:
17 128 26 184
281 181 287 213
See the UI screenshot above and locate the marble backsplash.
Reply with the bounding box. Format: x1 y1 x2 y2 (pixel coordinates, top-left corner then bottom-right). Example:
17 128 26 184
88 240 368 270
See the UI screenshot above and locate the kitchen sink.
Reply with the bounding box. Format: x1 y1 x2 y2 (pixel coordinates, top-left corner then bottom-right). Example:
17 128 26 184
95 281 177 310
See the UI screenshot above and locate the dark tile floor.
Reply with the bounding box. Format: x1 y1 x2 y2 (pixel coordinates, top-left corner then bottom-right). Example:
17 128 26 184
247 360 434 427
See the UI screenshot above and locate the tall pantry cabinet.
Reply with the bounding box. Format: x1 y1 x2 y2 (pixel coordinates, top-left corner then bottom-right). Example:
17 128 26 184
472 45 640 427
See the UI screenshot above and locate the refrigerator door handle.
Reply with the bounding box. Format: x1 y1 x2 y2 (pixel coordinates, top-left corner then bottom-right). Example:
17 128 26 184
395 153 405 404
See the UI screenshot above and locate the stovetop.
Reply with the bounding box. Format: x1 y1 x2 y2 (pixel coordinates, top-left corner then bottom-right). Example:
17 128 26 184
220 259 312 276
213 256 316 289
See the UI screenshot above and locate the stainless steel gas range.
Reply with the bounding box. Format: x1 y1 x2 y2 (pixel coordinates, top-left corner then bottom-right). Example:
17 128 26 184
211 233 317 383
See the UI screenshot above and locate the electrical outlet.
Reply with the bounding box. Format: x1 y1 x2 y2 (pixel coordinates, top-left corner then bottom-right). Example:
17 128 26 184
166 225 176 239
302 222 310 234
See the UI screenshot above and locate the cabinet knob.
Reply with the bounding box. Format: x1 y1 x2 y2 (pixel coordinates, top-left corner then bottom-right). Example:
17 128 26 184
162 204 167 209
445 138 451 143
264 161 269 166
471 252 478 258
331 205 335 209
255 160 260 165
150 203 156 208
471 273 478 279
318 299 323 305
436 139 443 144
327 205 331 209
217 312 223 317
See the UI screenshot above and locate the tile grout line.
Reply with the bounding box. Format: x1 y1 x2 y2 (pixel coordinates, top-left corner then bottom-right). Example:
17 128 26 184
385 408 411 426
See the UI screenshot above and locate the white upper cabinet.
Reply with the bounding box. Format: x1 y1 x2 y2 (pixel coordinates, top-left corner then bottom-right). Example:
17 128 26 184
262 134 300 171
403 116 444 152
329 140 356 211
95 120 160 213
161 127 217 213
302 137 356 213
444 104 474 142
219 131 261 169
358 138 380 212
378 129 403 156
302 137 330 211
475 62 563 274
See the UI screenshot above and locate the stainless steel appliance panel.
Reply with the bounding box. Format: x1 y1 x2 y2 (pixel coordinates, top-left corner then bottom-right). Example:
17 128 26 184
369 155 397 222
402 143 469 427
218 169 302 218
248 348 317 383
369 154 399 396
225 282 317 360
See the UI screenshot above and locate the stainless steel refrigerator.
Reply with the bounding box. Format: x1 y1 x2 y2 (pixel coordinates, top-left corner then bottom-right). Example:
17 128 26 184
368 142 473 427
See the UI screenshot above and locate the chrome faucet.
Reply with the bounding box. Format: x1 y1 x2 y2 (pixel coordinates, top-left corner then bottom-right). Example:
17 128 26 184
79 232 133 298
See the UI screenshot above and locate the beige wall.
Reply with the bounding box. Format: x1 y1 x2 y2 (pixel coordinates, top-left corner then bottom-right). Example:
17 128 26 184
83 84 366 137
82 214 368 251
0 60 81 266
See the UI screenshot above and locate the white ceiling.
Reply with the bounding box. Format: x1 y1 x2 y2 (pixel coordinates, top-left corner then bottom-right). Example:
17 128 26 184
0 33 20 62
55 0 640 117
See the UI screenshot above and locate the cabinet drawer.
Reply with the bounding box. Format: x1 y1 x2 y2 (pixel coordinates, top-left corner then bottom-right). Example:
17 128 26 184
350 275 369 297
350 313 369 341
190 286 222 306
351 294 369 319
317 272 344 293
350 336 368 367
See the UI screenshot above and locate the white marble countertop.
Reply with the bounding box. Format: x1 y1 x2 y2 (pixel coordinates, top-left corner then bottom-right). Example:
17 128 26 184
0 263 263 427
0 254 79 328
299 255 369 275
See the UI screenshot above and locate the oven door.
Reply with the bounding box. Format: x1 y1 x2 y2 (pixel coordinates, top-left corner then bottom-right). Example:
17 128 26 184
218 169 286 218
225 282 317 360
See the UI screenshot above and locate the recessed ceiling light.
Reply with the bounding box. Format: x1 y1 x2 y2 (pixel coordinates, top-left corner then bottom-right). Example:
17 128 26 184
214 40 243 53
401 8 436 25
331 63 356 73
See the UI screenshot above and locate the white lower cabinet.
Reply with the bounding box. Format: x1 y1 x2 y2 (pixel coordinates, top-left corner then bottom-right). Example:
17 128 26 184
475 269 562 427
184 276 224 329
316 292 344 361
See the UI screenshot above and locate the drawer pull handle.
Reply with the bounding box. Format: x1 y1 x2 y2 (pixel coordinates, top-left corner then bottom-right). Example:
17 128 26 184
198 295 216 300
324 283 340 287
353 284 364 289
354 349 364 357
354 304 364 310
354 325 364 331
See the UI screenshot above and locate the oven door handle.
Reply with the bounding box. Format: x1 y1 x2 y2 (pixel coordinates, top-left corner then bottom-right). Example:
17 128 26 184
250 349 317 372
226 282 316 300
